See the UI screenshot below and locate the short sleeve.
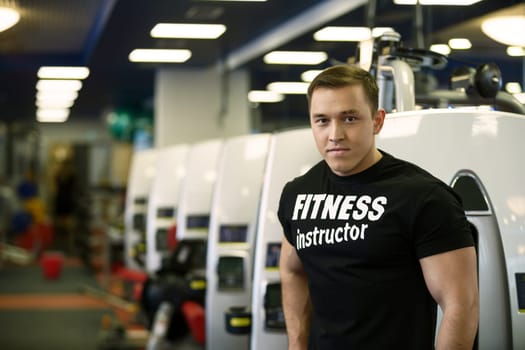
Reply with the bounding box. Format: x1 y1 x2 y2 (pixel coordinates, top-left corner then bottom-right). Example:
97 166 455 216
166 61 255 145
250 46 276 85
412 185 474 259
277 181 294 245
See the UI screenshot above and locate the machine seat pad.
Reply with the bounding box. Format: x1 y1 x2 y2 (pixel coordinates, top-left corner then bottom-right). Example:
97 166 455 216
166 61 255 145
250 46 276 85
181 301 205 345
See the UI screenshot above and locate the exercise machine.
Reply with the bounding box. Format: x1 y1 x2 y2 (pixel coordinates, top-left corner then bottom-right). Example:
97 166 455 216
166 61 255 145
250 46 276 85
124 148 159 270
377 108 525 349
145 144 189 273
250 127 321 350
141 139 224 349
206 133 272 350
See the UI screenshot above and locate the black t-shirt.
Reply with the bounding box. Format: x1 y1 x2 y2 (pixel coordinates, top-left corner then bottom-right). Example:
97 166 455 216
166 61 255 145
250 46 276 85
278 150 474 350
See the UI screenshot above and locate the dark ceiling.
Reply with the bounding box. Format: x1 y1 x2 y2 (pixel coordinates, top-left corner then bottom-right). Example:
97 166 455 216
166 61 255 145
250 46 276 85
0 0 523 126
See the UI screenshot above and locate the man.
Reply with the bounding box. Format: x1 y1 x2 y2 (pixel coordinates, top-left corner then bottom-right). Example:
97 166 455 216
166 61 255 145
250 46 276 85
278 64 478 349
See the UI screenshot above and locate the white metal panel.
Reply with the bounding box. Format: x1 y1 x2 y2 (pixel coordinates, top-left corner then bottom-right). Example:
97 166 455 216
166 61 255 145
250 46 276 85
205 133 272 350
176 139 223 240
251 127 321 350
145 143 189 273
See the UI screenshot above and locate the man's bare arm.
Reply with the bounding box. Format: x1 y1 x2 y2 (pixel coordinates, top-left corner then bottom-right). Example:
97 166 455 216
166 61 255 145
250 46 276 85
420 246 479 349
280 236 311 350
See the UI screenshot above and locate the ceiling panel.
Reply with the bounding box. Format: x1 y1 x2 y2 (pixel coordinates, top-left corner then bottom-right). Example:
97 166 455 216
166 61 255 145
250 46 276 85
0 0 522 126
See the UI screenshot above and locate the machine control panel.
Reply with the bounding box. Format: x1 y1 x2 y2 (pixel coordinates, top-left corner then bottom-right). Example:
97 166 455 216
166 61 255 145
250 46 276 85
517 273 525 313
219 224 248 243
264 282 286 330
132 197 148 231
186 214 210 230
156 206 175 218
218 256 245 290
265 243 281 269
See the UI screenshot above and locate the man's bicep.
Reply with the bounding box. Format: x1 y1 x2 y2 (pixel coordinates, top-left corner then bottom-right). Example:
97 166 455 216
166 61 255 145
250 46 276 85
280 235 303 274
420 246 478 306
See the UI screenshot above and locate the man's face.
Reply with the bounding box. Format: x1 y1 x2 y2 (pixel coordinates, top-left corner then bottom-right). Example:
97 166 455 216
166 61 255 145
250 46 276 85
309 84 385 177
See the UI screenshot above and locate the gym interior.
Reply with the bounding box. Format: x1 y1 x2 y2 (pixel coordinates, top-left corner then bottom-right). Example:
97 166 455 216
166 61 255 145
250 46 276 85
0 1 524 349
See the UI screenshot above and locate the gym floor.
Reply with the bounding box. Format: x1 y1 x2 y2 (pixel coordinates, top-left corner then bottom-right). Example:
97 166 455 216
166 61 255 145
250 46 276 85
0 255 145 350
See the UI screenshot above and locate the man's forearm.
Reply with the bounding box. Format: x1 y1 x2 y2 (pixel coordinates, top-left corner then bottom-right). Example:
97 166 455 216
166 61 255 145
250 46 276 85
436 302 478 350
282 271 312 350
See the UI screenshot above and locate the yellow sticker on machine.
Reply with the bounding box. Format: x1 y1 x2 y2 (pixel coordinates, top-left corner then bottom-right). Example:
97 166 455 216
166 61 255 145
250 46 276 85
190 280 206 290
230 317 251 327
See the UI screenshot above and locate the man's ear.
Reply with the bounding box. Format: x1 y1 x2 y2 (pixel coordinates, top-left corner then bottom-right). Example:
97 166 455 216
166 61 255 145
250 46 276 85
373 109 386 135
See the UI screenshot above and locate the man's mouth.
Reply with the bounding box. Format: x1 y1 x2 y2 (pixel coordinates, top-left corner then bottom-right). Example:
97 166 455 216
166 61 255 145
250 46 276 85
327 147 350 155
327 147 349 152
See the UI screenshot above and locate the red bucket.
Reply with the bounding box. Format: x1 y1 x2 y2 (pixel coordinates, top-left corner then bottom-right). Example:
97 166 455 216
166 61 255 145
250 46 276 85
41 252 64 280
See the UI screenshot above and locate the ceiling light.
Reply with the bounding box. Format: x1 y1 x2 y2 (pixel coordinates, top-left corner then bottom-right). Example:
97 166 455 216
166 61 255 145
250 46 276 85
314 26 394 41
448 38 471 50
263 51 327 65
247 90 284 103
151 23 226 39
481 16 525 46
429 44 451 56
301 70 323 82
36 99 75 109
37 66 90 80
36 108 70 123
314 27 371 41
313 26 395 42
394 0 482 5
36 90 78 102
36 79 83 92
507 46 525 57
267 82 309 94
129 49 192 63
0 7 20 32
505 82 522 94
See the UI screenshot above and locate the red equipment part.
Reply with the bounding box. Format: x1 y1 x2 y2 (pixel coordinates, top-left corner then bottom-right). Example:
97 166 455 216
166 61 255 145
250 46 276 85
181 301 205 345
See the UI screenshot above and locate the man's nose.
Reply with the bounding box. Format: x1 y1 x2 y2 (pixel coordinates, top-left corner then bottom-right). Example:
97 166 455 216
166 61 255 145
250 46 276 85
329 122 344 143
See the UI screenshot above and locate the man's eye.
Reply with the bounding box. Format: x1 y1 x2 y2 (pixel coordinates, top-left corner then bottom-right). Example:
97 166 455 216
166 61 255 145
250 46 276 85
315 118 327 125
345 116 357 123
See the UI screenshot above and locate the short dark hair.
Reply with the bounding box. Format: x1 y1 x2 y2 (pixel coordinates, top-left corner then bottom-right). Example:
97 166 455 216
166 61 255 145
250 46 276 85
307 64 379 115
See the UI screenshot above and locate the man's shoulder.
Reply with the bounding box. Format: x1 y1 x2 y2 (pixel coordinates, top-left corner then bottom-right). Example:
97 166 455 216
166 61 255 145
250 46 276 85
382 151 440 181
379 151 451 198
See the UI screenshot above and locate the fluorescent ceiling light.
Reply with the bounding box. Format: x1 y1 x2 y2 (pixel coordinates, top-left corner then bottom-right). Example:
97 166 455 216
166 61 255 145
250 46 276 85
481 16 525 46
314 26 371 41
394 0 482 4
313 26 396 42
0 7 20 32
129 49 192 63
36 108 70 123
448 38 471 50
507 46 525 57
38 66 90 80
267 82 309 94
429 44 451 56
36 90 78 102
263 51 327 65
301 70 322 82
36 79 83 92
36 99 75 109
151 23 226 39
247 90 284 103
